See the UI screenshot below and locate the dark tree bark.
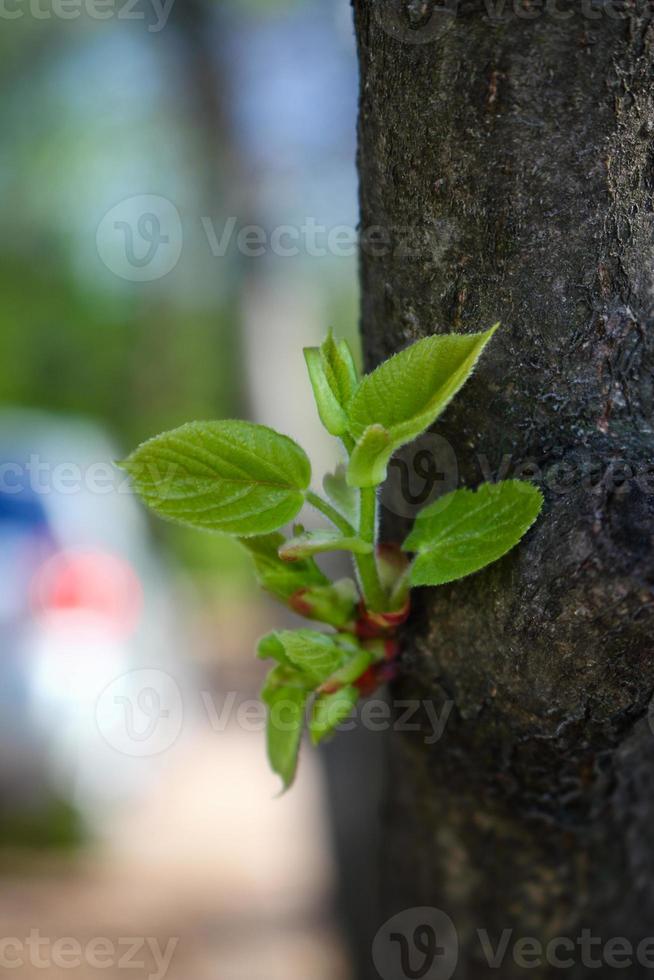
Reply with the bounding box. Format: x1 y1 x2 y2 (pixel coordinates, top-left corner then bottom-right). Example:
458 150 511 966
353 2 654 976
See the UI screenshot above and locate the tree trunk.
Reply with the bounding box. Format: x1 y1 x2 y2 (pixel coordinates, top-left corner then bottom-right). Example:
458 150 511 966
352 2 654 977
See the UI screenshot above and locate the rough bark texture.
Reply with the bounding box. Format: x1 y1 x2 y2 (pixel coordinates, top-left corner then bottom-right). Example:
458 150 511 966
353 2 654 976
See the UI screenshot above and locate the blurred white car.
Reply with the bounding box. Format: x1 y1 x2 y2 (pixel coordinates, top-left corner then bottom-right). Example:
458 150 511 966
0 409 184 832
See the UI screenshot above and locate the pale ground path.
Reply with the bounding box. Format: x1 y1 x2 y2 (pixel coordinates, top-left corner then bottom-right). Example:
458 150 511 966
0 723 350 979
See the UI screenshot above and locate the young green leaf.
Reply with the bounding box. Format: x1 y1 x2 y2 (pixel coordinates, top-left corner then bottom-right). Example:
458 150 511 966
278 529 373 561
346 326 498 486
304 332 359 436
347 424 392 488
404 480 543 587
310 686 360 745
261 666 310 790
121 420 311 537
317 647 374 691
260 629 350 687
241 533 329 600
323 464 359 526
288 578 359 628
257 631 293 667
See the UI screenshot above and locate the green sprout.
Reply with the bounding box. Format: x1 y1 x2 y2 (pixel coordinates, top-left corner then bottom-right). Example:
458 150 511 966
121 325 543 789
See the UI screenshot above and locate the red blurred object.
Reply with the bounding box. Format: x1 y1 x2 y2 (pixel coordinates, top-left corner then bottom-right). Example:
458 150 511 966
32 549 143 638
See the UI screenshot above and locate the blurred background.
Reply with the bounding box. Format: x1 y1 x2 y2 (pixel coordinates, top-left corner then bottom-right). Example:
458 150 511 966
0 2 385 977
